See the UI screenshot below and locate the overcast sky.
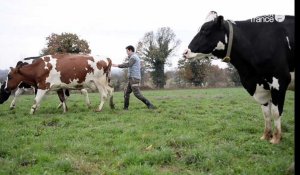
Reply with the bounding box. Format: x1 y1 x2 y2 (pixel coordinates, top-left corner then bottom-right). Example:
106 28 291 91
0 0 294 70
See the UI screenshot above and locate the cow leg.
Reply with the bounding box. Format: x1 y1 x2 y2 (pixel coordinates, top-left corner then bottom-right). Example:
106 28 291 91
56 89 69 113
260 102 273 140
253 84 272 142
30 89 47 114
95 86 107 112
269 78 289 144
103 85 115 110
10 88 25 110
80 89 91 108
56 89 63 109
106 85 115 109
270 103 281 144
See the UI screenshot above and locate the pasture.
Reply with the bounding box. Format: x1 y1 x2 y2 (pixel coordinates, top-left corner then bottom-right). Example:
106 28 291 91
0 88 294 174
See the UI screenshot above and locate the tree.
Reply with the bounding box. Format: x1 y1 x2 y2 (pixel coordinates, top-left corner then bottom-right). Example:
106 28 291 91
137 27 181 88
226 63 241 86
41 32 91 55
204 65 229 87
177 57 211 86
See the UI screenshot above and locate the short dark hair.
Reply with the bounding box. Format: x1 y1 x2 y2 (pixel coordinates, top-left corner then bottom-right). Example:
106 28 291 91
126 45 135 52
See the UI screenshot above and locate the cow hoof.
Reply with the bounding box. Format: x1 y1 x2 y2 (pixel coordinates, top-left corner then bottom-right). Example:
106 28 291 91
110 104 115 109
270 138 280 144
94 109 102 112
9 106 15 110
260 135 272 141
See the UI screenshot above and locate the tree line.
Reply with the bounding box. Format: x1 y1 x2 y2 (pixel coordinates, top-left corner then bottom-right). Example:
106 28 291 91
0 29 241 89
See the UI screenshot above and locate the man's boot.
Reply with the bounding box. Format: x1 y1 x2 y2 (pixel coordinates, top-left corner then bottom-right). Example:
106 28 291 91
124 96 129 110
144 99 156 109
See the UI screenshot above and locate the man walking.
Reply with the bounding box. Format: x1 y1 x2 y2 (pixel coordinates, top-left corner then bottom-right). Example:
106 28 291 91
112 45 156 110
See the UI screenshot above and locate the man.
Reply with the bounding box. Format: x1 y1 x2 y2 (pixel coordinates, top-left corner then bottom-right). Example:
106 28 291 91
112 45 156 110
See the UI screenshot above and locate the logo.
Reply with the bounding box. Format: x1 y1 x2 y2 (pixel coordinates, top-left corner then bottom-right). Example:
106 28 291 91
275 15 285 22
251 15 285 23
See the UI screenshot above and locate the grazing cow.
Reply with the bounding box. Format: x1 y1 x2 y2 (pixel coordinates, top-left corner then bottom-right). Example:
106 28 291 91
0 81 11 104
4 54 114 114
0 57 91 112
183 12 294 144
0 80 35 107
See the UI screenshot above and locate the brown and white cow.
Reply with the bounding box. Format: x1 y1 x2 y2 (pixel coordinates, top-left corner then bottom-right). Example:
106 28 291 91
4 54 114 114
1 57 91 112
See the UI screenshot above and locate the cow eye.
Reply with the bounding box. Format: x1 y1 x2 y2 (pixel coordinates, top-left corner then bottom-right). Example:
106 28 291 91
8 75 12 80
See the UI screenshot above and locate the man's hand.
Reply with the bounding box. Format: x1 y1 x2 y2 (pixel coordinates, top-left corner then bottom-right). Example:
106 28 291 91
112 64 119 67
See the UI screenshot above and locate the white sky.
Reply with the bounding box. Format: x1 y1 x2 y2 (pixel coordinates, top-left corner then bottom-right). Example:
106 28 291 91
0 0 294 70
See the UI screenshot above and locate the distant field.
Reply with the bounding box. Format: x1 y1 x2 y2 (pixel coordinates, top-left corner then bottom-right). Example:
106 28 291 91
0 88 294 174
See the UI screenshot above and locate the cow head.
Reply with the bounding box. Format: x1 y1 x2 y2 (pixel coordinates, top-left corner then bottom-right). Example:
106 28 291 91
0 81 11 104
183 14 229 61
4 67 24 92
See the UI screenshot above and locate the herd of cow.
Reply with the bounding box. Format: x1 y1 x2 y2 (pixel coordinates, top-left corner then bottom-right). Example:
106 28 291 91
0 12 294 144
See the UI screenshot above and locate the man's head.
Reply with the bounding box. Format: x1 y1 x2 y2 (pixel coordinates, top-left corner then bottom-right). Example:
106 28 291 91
126 45 135 56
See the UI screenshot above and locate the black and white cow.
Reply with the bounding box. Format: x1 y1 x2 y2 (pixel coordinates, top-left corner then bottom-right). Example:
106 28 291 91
0 80 35 108
184 12 294 144
0 81 11 104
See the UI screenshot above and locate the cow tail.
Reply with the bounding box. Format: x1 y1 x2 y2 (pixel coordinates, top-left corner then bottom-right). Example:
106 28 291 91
106 58 112 84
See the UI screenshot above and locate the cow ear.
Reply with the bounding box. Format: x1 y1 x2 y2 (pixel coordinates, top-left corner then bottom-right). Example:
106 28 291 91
217 16 224 28
9 67 14 71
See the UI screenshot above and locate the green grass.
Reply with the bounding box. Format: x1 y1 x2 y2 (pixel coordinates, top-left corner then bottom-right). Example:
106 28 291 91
0 88 294 175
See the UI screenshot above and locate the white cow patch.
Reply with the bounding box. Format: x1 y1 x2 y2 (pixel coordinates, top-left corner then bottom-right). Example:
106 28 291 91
213 41 225 51
184 49 212 59
45 57 61 90
286 36 291 50
43 58 49 70
253 84 271 105
4 77 8 89
67 78 81 86
4 70 10 89
269 77 280 90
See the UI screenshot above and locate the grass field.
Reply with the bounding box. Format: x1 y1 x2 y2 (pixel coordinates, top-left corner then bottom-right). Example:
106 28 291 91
0 88 294 175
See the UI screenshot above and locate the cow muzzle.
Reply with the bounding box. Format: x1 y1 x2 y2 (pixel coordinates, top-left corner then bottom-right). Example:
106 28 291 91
183 49 213 60
4 87 11 93
183 49 198 59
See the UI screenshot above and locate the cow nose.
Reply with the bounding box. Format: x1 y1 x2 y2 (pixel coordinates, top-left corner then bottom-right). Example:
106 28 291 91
183 49 188 55
183 49 190 59
4 88 10 93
